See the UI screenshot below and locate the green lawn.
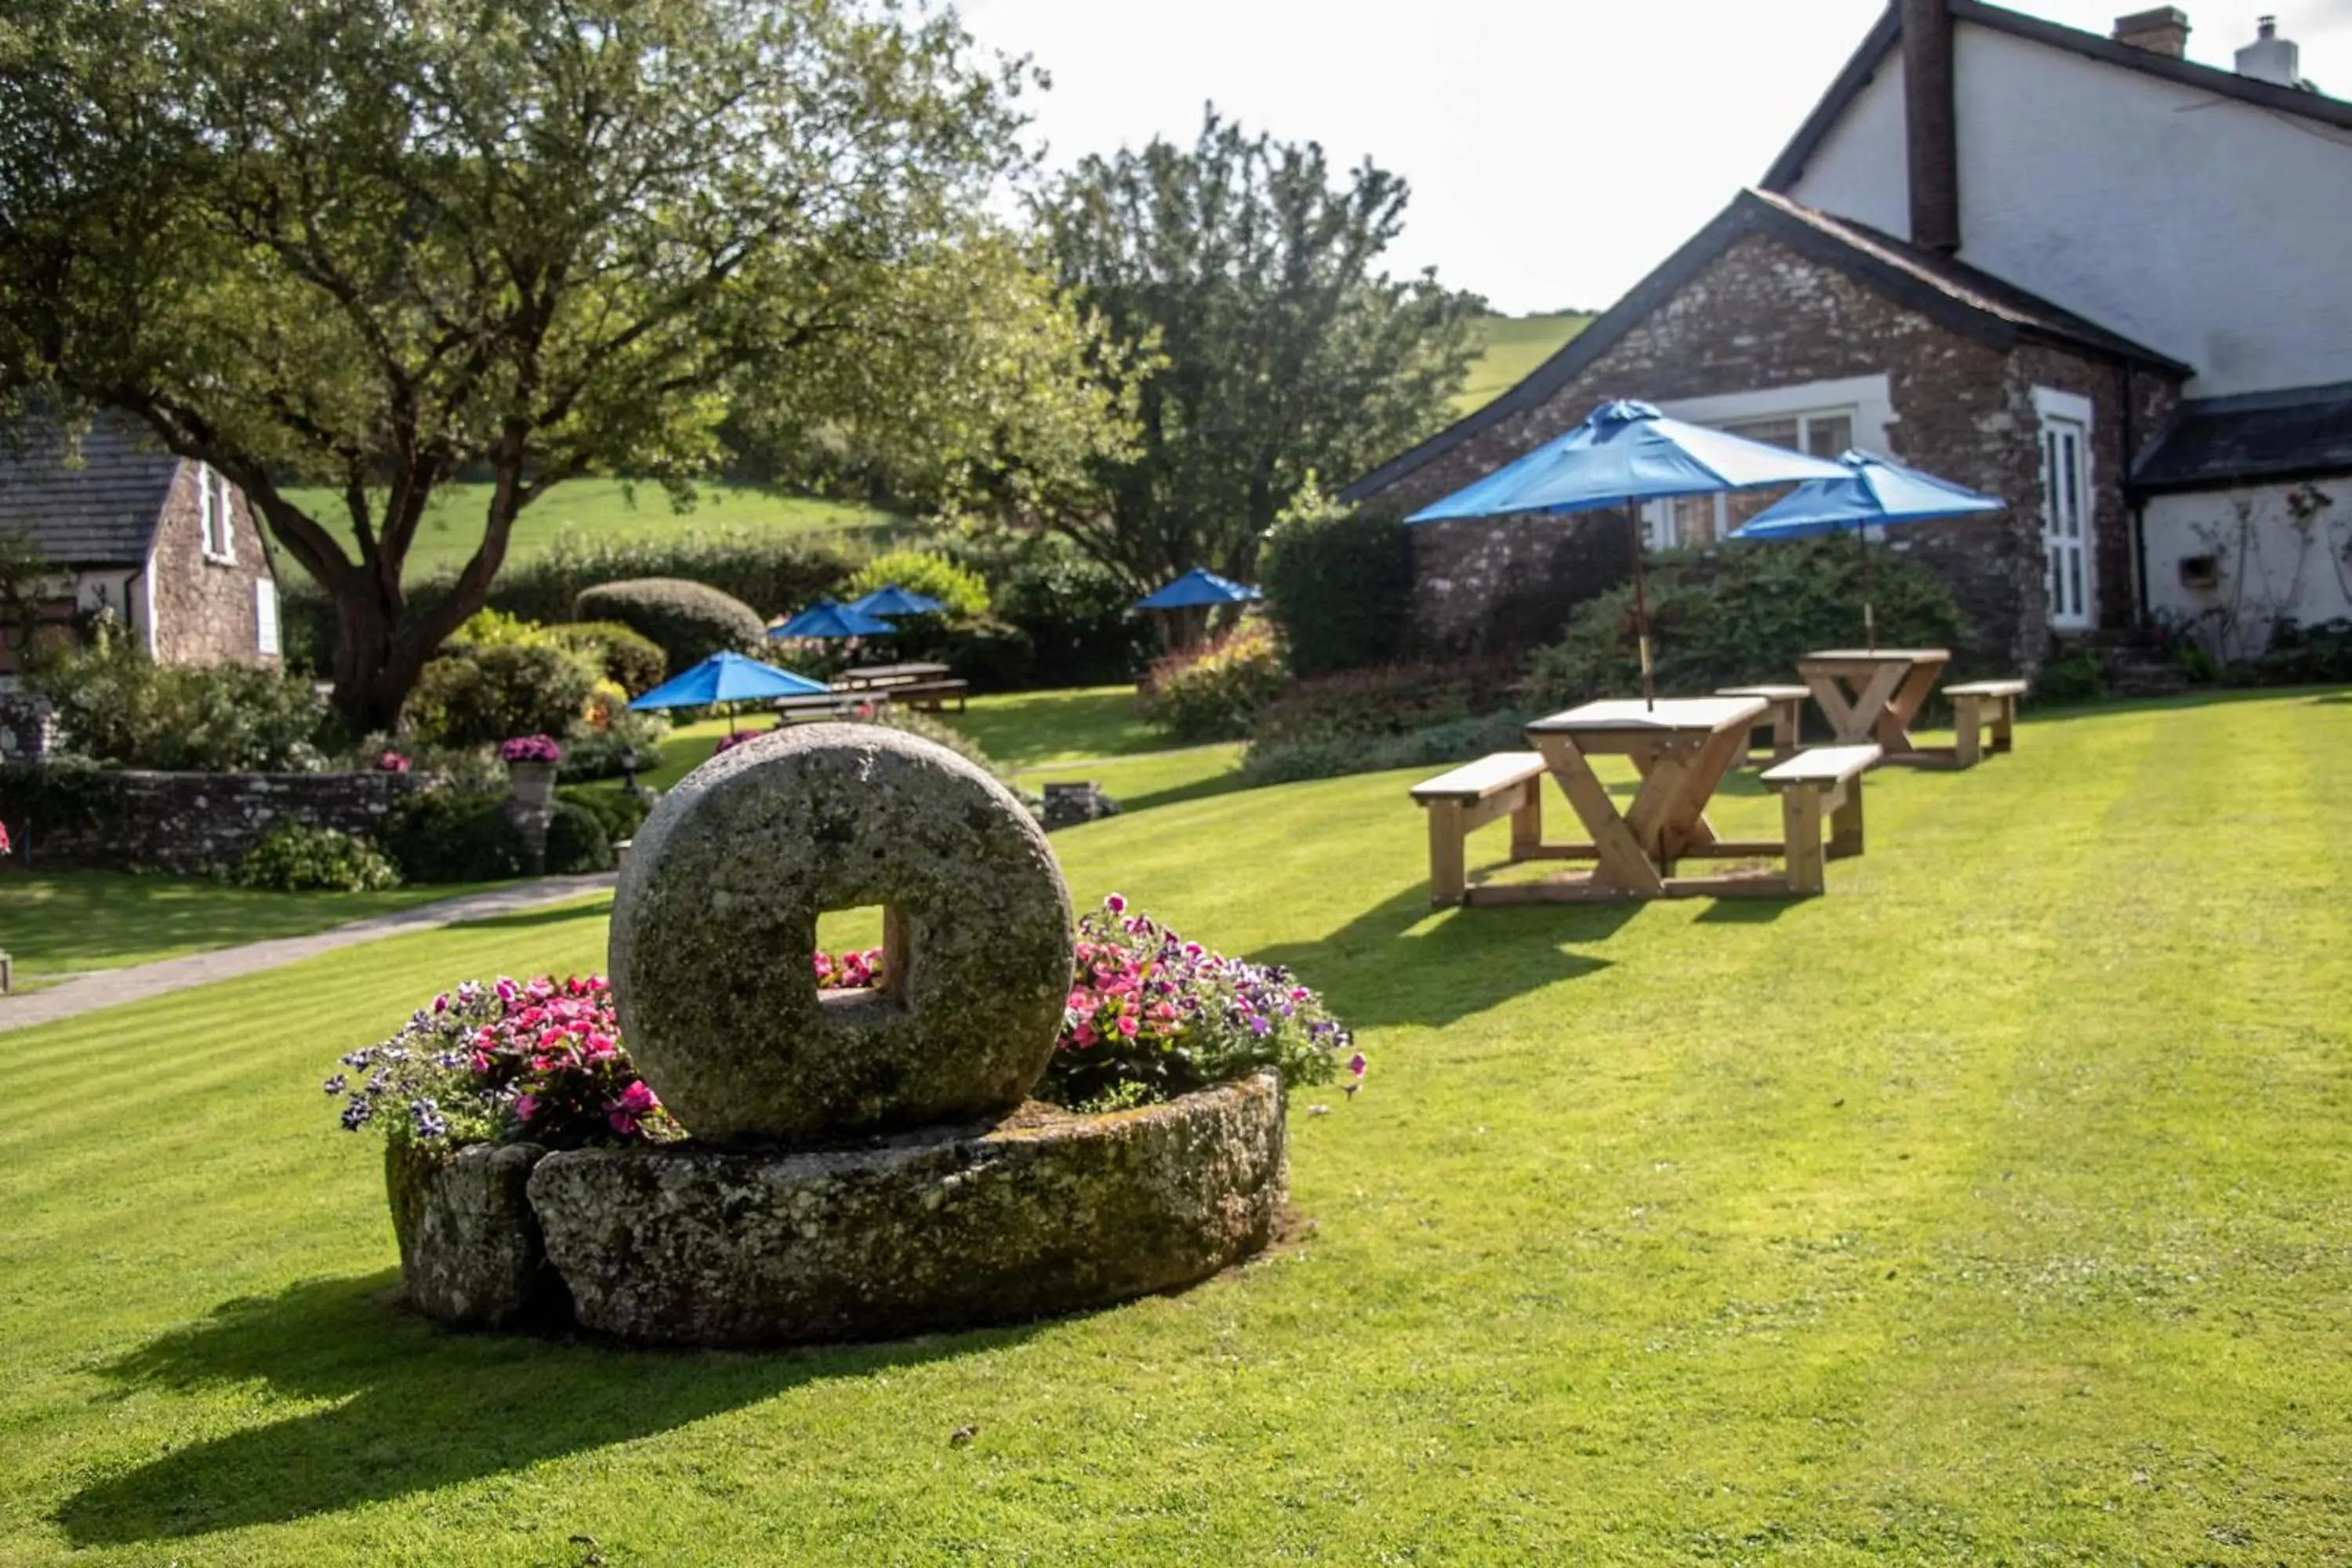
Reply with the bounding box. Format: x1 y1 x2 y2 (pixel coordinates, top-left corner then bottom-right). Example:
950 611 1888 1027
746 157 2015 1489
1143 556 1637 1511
1454 310 1595 417
0 870 477 985
8 691 2352 1562
281 477 904 579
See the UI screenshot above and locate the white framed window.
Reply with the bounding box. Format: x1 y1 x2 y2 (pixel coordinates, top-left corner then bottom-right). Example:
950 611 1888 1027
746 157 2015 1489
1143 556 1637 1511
197 463 237 564
255 579 281 657
2034 387 2095 631
1643 376 1895 549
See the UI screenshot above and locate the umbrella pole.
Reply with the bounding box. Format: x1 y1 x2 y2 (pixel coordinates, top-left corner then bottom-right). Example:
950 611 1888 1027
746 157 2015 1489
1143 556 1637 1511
1627 499 1655 708
1857 526 1878 653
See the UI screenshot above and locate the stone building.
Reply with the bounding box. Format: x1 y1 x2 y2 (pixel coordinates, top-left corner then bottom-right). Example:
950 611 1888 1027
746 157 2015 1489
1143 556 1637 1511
1343 2 2352 671
0 416 282 674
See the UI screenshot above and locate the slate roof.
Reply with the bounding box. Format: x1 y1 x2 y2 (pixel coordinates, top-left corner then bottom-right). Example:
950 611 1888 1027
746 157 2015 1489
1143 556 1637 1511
0 417 180 567
1761 1 2352 194
2132 381 2352 492
1341 189 2184 505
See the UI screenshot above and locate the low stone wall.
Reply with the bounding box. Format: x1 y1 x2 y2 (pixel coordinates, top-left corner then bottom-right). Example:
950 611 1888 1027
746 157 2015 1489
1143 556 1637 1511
0 764 437 873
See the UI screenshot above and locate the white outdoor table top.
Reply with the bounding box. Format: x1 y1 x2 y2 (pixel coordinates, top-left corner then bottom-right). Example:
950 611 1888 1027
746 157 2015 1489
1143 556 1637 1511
1799 648 1951 662
1526 695 1768 734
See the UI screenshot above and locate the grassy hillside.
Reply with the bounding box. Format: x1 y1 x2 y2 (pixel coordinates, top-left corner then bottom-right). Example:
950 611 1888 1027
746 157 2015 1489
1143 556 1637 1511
279 477 905 580
1452 310 1594 418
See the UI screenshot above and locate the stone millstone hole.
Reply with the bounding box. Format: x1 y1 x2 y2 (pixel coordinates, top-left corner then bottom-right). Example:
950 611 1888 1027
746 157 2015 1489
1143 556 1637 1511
815 902 911 1011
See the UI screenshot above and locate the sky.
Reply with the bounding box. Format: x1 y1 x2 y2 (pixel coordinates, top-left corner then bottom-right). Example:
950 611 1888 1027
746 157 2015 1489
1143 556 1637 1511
960 0 2352 315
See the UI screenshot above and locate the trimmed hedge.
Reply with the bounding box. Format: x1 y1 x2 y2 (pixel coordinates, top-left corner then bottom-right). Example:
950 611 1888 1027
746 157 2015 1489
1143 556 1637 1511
403 639 603 749
380 788 528 883
543 800 615 875
546 620 667 695
574 578 768 675
1261 501 1413 677
1249 657 1526 749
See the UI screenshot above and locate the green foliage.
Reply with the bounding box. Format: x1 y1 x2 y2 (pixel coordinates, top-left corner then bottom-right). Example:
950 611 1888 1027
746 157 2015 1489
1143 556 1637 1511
1239 710 1536 788
234 822 401 893
1038 106 1479 587
0 526 54 667
1138 620 1289 742
555 786 651 847
545 621 667 696
573 579 768 676
977 539 1151 687
2249 618 2352 686
1248 659 1526 748
554 710 670 784
841 549 991 622
28 631 339 771
1524 539 1972 709
2 0 1123 731
1260 483 1414 676
541 801 615 876
2032 648 2107 705
379 789 528 884
403 641 602 750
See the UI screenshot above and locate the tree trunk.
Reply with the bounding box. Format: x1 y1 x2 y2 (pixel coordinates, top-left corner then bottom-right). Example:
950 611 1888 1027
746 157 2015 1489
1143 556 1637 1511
328 589 410 736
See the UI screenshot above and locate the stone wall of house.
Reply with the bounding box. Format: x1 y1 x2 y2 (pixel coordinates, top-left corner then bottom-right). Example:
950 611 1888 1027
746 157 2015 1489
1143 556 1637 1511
149 462 281 669
1363 230 2175 673
0 767 434 874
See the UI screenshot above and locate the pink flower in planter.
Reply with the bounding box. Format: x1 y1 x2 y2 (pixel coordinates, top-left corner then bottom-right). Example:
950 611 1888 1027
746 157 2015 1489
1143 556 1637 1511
499 735 563 765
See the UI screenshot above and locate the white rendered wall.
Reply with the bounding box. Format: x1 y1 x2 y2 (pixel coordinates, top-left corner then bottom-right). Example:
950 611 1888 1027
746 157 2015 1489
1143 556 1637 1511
2143 480 2352 655
1784 22 2352 397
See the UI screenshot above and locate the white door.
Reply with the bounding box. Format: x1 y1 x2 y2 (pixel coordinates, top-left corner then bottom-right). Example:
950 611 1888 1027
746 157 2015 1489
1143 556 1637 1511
2037 391 2093 630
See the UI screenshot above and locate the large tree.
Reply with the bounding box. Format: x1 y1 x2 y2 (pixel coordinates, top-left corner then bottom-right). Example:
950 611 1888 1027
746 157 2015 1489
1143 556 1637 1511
0 0 1125 730
1034 107 1479 590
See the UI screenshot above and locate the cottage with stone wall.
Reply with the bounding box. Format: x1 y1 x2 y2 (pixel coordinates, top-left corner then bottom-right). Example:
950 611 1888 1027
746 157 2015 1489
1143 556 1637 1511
1345 2 2352 675
0 416 282 676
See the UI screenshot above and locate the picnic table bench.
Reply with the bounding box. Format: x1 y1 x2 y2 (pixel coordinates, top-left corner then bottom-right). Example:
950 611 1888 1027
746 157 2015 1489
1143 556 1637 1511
833 662 952 691
1797 648 1948 760
1410 751 1548 906
887 677 970 713
1945 678 2027 767
1716 684 1810 762
1759 743 1880 895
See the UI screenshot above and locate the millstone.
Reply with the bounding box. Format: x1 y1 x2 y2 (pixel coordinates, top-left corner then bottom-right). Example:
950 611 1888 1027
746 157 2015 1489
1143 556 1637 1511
608 724 1073 1143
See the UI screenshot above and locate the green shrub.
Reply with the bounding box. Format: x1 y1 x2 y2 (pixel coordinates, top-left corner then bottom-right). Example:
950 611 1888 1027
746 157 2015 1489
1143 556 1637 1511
574 578 768 675
2250 618 2352 686
1249 657 1526 749
555 710 670 782
1138 619 1289 742
234 822 402 892
542 800 615 875
842 547 991 621
1240 710 1537 788
545 620 667 695
556 784 652 845
2032 647 2105 705
1260 485 1413 677
381 788 528 883
403 639 603 749
30 630 339 771
1524 538 1971 709
982 542 1149 687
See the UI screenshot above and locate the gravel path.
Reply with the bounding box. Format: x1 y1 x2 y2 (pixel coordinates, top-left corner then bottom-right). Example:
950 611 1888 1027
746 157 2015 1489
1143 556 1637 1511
0 873 616 1034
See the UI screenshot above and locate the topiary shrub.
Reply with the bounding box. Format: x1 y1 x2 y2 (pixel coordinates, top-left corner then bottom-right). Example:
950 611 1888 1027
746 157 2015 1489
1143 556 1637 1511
404 639 603 750
841 548 992 621
1138 619 1288 742
1260 484 1413 677
381 788 528 883
235 822 403 892
1524 538 1971 710
546 620 667 695
574 579 768 676
543 800 615 874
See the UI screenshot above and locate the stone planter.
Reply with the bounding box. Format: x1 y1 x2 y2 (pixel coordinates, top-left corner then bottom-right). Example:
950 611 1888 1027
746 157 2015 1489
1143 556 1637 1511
384 1138 564 1327
528 1073 1287 1346
506 760 558 810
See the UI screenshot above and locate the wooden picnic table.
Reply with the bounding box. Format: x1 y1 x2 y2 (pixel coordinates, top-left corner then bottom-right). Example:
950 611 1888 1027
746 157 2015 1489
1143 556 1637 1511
1476 695 1789 904
1796 648 1950 757
832 662 951 691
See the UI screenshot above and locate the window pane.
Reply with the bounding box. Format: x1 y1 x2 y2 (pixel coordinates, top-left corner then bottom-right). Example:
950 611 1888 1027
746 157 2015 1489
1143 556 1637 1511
1806 415 1853 457
1672 494 1716 547
1722 416 1801 452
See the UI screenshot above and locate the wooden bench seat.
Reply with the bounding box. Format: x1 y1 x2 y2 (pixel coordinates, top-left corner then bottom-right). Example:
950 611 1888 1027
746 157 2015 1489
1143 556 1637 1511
1944 678 2027 766
887 677 970 713
1759 743 1881 895
1410 752 1548 906
1717 683 1811 761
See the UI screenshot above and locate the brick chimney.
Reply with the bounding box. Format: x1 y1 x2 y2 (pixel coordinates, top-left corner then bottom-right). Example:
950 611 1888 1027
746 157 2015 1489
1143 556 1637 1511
1901 0 1961 253
2112 7 2191 58
2235 15 2302 85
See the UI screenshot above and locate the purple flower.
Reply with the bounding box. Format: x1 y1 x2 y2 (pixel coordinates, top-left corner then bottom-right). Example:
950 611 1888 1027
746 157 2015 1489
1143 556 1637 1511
322 1074 347 1094
1104 894 1127 915
499 734 563 764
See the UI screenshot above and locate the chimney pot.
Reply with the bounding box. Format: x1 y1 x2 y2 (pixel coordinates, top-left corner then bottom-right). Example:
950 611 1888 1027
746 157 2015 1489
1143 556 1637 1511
2112 6 2191 59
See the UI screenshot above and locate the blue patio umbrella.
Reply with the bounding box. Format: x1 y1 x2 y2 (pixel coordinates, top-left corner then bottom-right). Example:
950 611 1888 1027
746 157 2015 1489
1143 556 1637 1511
1135 567 1263 611
1407 400 1850 703
769 596 896 640
848 584 946 618
629 650 832 733
1731 448 2002 651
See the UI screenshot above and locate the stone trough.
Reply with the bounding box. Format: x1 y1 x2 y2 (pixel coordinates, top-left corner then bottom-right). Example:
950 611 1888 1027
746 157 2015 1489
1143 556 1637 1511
386 724 1287 1345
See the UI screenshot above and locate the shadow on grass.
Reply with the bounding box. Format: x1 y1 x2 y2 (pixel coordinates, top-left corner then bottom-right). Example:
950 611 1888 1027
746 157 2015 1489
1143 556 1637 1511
1248 883 1634 1029
447 897 616 935
1117 771 1256 813
59 1272 1037 1546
